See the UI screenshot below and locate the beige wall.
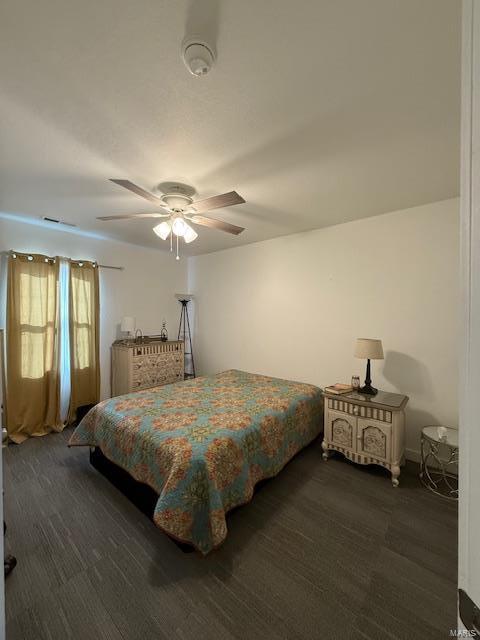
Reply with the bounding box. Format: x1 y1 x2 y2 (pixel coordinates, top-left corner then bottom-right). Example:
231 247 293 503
0 200 460 458
0 216 187 401
188 198 459 458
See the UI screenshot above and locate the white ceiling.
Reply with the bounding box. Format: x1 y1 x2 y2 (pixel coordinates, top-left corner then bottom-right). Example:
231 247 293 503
0 0 460 256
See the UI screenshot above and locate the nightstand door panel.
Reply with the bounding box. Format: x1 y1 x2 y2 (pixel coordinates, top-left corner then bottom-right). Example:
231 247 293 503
356 417 391 462
327 410 357 450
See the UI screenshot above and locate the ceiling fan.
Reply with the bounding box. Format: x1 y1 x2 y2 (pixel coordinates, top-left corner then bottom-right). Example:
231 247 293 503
98 179 246 258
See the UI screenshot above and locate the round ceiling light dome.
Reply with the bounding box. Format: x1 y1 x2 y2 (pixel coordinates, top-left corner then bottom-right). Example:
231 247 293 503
181 38 216 76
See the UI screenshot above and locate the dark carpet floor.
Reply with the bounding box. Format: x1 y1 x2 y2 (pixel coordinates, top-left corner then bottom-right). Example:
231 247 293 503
3 428 457 640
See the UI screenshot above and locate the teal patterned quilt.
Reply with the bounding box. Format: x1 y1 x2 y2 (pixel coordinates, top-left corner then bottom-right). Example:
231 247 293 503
69 369 323 553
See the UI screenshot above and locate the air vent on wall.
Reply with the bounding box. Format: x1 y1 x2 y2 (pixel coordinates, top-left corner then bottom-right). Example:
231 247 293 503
42 216 77 227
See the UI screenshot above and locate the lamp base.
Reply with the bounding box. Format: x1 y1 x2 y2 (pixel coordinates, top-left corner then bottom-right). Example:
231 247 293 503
360 359 378 395
359 384 378 396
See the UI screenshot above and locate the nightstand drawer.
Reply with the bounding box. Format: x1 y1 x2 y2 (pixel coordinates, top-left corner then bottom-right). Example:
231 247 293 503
327 410 357 450
356 417 392 461
326 397 392 423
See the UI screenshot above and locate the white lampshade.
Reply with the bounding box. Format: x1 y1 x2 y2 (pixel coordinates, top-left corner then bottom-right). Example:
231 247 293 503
354 338 384 360
183 223 198 244
153 221 171 240
121 316 135 334
172 217 187 237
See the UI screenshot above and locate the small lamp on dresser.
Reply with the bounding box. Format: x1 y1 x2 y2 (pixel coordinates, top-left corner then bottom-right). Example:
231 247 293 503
354 338 384 396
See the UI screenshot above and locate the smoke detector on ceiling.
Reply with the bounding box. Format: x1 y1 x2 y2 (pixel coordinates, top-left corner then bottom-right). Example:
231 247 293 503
181 37 216 76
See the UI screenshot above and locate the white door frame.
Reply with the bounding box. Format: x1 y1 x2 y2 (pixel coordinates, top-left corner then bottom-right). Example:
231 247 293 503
459 0 480 629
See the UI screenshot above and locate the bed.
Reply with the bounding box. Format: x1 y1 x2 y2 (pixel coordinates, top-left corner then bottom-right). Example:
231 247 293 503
69 369 323 553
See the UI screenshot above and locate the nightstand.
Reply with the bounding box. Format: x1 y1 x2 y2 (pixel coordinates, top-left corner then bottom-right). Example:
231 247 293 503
322 389 409 486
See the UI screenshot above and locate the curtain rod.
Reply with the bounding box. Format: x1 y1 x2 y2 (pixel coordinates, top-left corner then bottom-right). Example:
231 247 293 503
1 250 124 271
97 264 124 271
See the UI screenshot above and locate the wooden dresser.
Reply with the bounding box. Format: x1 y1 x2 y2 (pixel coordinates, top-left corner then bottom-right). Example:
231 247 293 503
322 389 408 486
111 339 184 396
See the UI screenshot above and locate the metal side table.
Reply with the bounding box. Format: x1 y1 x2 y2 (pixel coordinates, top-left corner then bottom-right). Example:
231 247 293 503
420 426 458 500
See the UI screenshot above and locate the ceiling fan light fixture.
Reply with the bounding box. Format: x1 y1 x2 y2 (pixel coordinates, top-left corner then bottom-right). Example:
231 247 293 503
183 223 198 244
172 217 187 237
153 221 171 240
105 179 246 252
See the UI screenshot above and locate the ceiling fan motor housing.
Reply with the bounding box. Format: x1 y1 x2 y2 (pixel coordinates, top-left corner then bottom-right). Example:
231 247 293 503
161 192 193 211
182 37 216 76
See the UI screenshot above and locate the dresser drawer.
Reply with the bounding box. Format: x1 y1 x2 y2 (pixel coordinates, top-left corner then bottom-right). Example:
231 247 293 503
132 366 184 389
326 397 392 423
356 417 392 461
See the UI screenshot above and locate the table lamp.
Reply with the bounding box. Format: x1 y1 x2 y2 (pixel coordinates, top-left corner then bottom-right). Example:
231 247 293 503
121 316 135 341
354 338 384 396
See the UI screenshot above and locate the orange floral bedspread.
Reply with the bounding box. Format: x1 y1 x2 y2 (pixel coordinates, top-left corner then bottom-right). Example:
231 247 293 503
69 370 323 553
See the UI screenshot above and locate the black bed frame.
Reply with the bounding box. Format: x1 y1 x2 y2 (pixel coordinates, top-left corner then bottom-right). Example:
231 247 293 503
90 448 195 552
90 447 158 519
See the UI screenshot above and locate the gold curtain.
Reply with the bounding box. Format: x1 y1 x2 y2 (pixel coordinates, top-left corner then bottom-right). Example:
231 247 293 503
68 261 100 420
6 254 63 443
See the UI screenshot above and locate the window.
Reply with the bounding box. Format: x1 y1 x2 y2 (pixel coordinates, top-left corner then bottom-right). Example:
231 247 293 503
19 270 56 379
71 274 92 370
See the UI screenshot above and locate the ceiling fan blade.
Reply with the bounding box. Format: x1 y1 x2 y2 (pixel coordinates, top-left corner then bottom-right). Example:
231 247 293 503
189 214 245 235
110 179 165 204
97 213 170 221
191 191 245 213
